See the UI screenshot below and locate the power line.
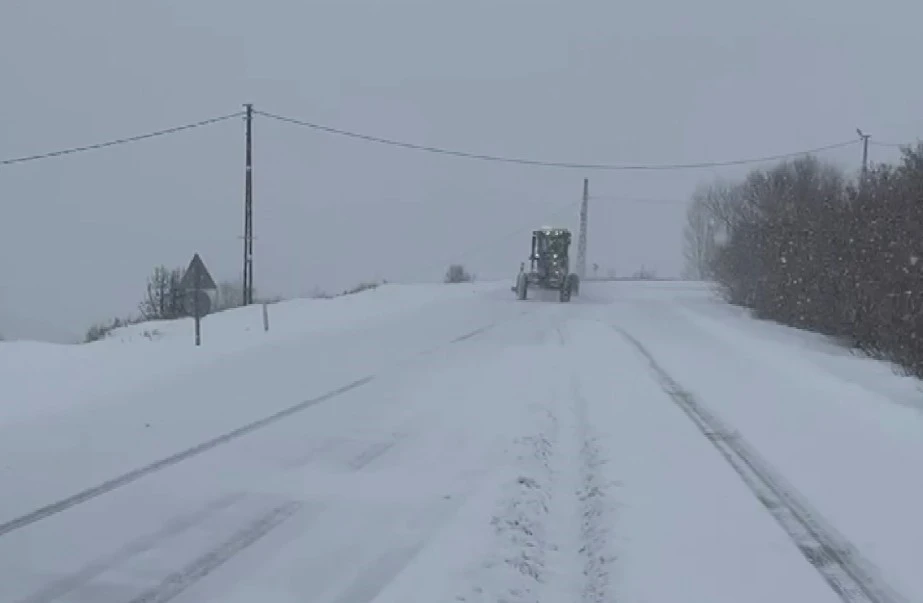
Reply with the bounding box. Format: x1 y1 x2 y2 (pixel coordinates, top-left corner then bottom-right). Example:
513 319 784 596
0 112 244 167
0 107 878 172
870 140 918 149
589 195 689 205
256 109 859 171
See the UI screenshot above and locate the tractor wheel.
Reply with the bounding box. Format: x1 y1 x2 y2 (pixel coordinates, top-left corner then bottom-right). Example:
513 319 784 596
515 273 529 300
560 280 572 302
566 273 580 297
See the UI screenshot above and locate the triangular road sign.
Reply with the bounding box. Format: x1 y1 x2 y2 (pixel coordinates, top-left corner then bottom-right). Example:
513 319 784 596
179 253 217 290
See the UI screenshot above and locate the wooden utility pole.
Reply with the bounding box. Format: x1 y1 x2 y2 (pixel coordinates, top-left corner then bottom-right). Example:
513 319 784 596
243 103 254 305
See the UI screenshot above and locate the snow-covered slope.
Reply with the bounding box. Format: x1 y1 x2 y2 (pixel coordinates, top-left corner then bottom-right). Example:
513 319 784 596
0 280 920 603
0 282 493 427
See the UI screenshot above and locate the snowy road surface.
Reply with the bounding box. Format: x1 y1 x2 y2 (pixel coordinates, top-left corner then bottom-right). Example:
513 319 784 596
1 281 921 602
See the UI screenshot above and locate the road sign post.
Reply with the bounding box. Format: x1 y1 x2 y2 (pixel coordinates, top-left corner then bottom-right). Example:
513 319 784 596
179 253 217 346
194 269 202 346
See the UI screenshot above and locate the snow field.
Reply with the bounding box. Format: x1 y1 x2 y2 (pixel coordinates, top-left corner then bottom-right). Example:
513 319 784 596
173 312 566 603
0 282 498 428
563 317 844 603
0 293 548 603
676 291 923 413
375 311 848 603
619 325 904 602
3 280 923 602
608 289 923 601
0 283 525 525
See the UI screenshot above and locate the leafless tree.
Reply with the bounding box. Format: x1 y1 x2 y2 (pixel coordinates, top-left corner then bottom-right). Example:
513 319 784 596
445 264 473 283
138 265 185 320
698 145 923 377
682 195 717 280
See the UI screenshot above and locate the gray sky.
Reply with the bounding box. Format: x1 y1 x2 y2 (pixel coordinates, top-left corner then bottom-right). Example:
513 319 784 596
1 0 920 342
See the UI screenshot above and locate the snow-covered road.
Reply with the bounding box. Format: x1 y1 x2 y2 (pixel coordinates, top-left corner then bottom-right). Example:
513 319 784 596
1 281 920 602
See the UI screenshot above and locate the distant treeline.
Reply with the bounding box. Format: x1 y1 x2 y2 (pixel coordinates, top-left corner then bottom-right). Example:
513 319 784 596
683 144 923 377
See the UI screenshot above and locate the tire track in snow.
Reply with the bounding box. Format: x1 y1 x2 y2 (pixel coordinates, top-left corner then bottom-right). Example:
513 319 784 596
457 322 616 602
449 309 533 345
277 437 346 470
616 326 909 603
451 324 497 344
455 398 558 603
126 500 303 603
16 493 246 603
495 407 558 593
569 376 616 603
558 323 616 602
0 318 519 540
22 431 413 601
0 376 373 540
347 440 401 471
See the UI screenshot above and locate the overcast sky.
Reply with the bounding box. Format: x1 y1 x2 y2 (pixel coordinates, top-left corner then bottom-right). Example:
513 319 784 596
1 0 920 342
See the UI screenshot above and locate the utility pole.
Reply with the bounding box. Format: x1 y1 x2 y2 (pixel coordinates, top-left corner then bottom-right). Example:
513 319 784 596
576 178 589 279
243 103 254 305
857 128 870 182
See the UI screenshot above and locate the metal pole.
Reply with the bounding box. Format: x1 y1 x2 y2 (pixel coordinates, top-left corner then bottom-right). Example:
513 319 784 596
243 103 254 305
194 271 202 346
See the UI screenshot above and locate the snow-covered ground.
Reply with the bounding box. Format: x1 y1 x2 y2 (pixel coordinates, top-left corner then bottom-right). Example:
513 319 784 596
0 280 920 602
0 283 491 427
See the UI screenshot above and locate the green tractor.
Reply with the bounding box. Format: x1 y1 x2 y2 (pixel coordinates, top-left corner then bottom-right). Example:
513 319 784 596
512 227 580 302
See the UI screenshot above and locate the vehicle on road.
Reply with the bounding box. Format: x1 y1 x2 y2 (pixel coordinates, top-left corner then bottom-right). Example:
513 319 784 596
512 227 580 302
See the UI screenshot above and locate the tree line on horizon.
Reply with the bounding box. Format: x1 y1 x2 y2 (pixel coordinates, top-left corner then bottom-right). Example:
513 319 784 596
683 142 923 377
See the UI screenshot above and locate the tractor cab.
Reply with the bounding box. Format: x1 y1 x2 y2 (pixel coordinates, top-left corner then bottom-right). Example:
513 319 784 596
531 227 570 257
